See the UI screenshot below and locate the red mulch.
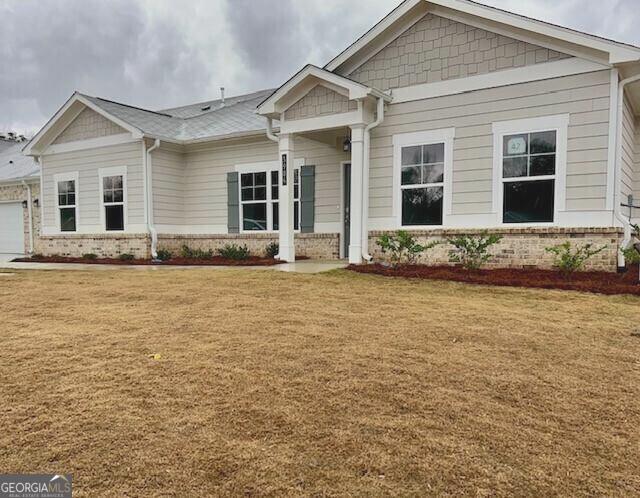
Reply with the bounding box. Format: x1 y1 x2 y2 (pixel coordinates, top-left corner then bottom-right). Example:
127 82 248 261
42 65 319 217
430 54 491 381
12 255 297 267
348 263 640 296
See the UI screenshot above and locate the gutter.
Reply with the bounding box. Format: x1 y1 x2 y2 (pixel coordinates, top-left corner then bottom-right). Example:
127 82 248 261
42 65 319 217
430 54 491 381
144 138 161 259
361 97 386 262
21 180 34 254
614 72 640 267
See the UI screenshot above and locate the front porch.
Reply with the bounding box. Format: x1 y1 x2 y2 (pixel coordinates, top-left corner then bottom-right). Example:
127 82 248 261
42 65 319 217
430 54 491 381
257 65 391 264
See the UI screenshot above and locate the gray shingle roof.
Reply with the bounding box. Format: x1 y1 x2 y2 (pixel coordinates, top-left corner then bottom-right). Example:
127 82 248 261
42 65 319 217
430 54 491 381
81 88 275 142
0 140 39 182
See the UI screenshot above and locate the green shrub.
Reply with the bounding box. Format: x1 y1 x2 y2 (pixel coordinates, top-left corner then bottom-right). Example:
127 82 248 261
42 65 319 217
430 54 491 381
376 230 438 267
545 242 606 277
180 245 213 260
217 244 251 261
446 231 502 270
82 253 98 260
265 242 279 259
156 249 172 261
622 247 640 265
118 253 135 261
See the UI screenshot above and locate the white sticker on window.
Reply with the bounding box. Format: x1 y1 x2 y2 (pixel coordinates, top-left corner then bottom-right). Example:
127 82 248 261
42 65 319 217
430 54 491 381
506 137 526 155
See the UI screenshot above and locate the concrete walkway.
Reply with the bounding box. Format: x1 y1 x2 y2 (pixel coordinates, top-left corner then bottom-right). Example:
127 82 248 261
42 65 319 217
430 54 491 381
0 258 347 274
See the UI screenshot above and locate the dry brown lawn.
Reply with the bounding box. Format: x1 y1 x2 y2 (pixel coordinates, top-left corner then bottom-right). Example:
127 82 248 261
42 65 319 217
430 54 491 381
1 268 639 497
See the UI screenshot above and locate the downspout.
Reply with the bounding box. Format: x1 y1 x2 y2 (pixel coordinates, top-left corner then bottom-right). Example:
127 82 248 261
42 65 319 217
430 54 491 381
145 138 161 259
362 97 385 261
265 118 281 259
21 180 34 254
614 73 640 267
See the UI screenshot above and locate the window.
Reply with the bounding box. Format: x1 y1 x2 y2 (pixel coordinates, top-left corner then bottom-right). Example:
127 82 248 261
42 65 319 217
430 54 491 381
400 143 445 226
99 166 127 232
493 115 568 225
103 175 125 231
393 128 454 228
56 179 77 232
240 167 300 232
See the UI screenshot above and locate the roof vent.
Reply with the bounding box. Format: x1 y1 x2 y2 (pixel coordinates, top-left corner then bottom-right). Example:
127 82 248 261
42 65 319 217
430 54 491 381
201 105 211 111
220 87 225 106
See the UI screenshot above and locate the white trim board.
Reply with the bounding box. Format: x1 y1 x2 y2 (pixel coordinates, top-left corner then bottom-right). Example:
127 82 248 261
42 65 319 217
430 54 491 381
43 133 139 156
390 58 609 104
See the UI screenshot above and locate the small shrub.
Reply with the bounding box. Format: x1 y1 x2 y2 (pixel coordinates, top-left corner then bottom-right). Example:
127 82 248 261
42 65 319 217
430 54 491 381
376 230 439 267
265 242 279 259
156 249 172 261
118 253 135 261
545 242 606 277
180 245 213 260
82 253 98 260
217 244 251 261
447 231 502 270
623 247 640 265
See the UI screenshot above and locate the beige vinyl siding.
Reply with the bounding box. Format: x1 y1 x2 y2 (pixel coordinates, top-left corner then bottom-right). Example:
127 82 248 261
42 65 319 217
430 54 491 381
621 94 636 203
42 141 144 232
284 85 358 121
153 144 185 226
369 69 611 220
183 136 347 230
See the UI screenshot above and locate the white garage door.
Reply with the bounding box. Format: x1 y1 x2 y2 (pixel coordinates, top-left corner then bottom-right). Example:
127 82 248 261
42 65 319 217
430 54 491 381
0 202 24 254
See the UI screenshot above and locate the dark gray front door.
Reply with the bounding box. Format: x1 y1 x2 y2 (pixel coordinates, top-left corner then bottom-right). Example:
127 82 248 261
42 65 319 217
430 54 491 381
343 163 351 258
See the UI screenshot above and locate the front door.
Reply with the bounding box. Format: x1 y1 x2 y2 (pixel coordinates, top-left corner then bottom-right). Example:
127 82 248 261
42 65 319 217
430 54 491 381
343 163 351 259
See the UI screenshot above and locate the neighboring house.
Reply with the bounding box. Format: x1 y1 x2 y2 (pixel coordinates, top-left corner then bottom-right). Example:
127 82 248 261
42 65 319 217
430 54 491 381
0 134 39 255
21 0 640 270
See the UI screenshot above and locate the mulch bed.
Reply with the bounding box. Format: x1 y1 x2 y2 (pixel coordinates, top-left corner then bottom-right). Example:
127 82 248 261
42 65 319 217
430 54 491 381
348 263 640 296
12 255 291 267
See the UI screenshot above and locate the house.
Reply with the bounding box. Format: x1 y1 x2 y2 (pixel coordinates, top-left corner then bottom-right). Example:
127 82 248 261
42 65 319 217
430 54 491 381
0 134 39 256
19 0 640 270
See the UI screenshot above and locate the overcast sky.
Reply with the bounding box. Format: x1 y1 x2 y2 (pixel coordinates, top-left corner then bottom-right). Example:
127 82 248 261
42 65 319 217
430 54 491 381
1 0 638 136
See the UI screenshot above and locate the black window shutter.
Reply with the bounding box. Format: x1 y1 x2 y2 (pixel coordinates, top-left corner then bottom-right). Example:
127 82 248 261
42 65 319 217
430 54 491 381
300 165 315 233
227 172 240 233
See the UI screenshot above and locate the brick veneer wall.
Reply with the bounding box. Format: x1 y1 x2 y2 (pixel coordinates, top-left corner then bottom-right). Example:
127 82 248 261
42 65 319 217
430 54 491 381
36 234 150 259
368 228 623 272
349 13 569 90
0 182 40 254
158 233 340 260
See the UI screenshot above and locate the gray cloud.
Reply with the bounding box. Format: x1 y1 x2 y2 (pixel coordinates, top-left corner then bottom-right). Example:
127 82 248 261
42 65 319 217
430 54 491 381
1 0 638 136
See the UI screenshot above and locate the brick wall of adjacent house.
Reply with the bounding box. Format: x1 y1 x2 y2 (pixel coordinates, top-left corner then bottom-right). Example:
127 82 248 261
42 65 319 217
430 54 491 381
368 228 623 272
284 85 358 121
36 234 150 259
0 182 40 254
158 233 340 260
53 107 127 144
349 13 570 90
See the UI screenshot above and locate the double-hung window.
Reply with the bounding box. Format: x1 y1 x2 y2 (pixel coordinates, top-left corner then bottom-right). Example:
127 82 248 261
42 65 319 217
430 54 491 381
493 115 568 225
393 128 454 227
240 167 300 232
55 175 77 232
99 166 127 232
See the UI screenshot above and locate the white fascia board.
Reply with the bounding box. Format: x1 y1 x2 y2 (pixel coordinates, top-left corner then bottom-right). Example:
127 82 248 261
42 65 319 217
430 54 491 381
257 65 389 116
280 110 364 135
24 92 144 156
325 0 423 72
428 0 640 64
391 58 609 104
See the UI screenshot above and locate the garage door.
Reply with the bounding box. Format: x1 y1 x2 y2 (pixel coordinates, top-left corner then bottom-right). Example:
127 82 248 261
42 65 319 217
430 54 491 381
0 202 24 254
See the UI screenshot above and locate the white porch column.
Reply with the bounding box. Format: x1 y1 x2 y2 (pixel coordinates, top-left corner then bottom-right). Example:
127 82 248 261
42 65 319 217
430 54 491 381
349 125 365 264
278 133 296 262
